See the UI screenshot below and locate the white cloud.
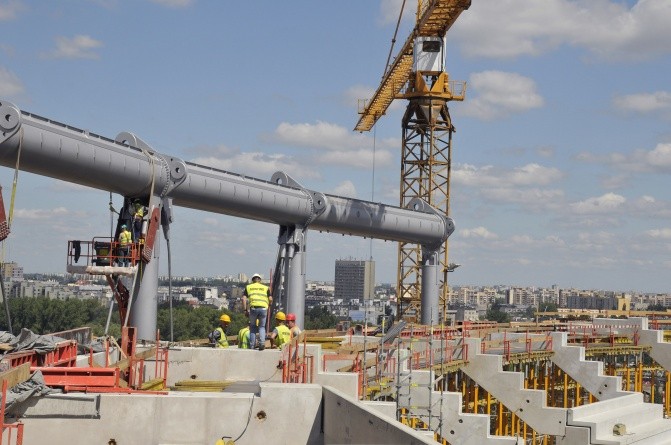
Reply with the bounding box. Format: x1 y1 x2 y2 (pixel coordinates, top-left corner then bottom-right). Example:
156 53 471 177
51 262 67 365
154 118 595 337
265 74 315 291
273 121 363 151
149 0 194 7
460 71 544 120
0 0 23 21
644 143 671 169
269 121 395 169
460 226 498 240
0 67 23 96
537 146 555 158
377 0 414 26
190 152 318 181
319 148 393 170
570 193 626 214
576 231 618 250
454 163 562 187
480 187 565 210
14 207 69 219
644 228 671 239
454 0 671 61
332 180 357 198
45 35 103 60
613 91 671 113
578 143 671 174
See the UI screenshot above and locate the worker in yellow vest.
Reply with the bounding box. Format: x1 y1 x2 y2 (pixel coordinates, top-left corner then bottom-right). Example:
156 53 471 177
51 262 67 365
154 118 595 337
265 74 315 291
270 311 292 349
208 314 231 348
117 224 133 267
237 325 250 349
242 273 272 350
132 199 145 241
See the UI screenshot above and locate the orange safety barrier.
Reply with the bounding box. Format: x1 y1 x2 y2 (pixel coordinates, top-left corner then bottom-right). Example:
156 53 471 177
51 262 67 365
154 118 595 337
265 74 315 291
0 380 23 445
281 336 313 384
3 339 78 368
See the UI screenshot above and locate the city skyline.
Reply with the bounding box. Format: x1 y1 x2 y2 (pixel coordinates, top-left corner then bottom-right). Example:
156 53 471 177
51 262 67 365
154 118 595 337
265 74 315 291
0 1 670 293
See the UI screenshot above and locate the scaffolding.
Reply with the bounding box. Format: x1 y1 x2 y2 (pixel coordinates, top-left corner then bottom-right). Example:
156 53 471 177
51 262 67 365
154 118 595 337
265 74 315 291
339 320 671 444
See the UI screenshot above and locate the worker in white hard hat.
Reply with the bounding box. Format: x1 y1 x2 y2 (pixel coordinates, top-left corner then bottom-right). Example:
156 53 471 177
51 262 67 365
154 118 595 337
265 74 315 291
269 311 291 349
242 273 272 350
208 313 231 348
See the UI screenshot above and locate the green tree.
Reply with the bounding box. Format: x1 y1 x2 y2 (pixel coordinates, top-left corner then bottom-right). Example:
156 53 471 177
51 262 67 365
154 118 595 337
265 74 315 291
486 298 510 324
305 306 337 330
539 302 558 312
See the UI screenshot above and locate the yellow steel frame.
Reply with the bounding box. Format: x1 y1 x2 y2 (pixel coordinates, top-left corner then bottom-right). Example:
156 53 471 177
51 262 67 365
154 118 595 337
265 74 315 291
353 1 472 322
396 96 453 321
354 0 471 132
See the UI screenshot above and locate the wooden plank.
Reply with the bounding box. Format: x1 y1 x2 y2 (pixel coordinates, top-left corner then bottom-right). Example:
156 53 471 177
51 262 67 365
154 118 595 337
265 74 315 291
337 357 377 373
0 363 31 388
110 347 157 371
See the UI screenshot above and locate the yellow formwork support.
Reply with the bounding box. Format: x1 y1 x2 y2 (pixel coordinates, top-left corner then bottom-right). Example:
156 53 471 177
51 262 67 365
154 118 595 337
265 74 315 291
666 371 670 417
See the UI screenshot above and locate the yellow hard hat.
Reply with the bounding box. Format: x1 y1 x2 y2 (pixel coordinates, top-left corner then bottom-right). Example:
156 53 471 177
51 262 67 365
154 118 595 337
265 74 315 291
275 311 286 321
219 314 231 323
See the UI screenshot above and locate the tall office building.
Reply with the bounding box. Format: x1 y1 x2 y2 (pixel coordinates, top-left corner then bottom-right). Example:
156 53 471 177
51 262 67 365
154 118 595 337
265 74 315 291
334 259 375 302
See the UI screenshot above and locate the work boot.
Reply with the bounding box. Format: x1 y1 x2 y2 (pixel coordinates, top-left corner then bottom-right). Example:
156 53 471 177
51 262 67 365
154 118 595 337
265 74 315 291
258 343 265 351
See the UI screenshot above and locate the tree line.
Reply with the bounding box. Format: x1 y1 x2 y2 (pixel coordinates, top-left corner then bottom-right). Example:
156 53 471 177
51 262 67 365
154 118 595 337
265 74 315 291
0 297 339 342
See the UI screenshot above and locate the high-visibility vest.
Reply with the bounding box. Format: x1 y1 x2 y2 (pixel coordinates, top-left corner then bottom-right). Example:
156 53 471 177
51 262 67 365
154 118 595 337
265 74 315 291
274 324 291 348
215 327 229 348
133 203 144 218
246 283 270 308
238 327 250 349
119 230 132 246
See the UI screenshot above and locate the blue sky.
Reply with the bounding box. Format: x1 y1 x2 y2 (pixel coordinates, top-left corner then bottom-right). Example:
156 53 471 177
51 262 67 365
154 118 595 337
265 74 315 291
1 0 670 293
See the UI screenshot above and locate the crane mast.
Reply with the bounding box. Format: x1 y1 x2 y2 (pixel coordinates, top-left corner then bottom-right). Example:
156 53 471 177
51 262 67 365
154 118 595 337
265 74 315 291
355 0 470 324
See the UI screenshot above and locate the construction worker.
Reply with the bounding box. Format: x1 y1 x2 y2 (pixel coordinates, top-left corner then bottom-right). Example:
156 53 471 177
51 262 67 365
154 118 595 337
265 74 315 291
269 311 292 349
286 313 302 338
208 314 231 348
242 273 272 350
117 224 133 267
237 325 250 349
132 199 145 241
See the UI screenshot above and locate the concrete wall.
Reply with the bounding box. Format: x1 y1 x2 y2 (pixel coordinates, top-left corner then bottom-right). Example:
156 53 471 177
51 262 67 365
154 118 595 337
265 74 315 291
16 383 323 445
322 385 435 445
151 347 285 385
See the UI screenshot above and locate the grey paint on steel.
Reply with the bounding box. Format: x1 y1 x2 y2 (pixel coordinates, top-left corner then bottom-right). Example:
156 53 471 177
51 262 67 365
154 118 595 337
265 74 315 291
0 100 454 246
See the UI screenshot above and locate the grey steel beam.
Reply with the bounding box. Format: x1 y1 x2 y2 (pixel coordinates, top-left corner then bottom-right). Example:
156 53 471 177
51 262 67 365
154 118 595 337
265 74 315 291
0 100 456 334
0 101 453 246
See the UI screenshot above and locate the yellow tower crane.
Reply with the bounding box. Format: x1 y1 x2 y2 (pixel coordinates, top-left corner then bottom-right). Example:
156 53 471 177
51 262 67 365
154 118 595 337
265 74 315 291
355 0 471 323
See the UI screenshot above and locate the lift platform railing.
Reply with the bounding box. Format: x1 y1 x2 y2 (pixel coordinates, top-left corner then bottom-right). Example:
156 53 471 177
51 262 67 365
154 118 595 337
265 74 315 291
66 237 141 274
